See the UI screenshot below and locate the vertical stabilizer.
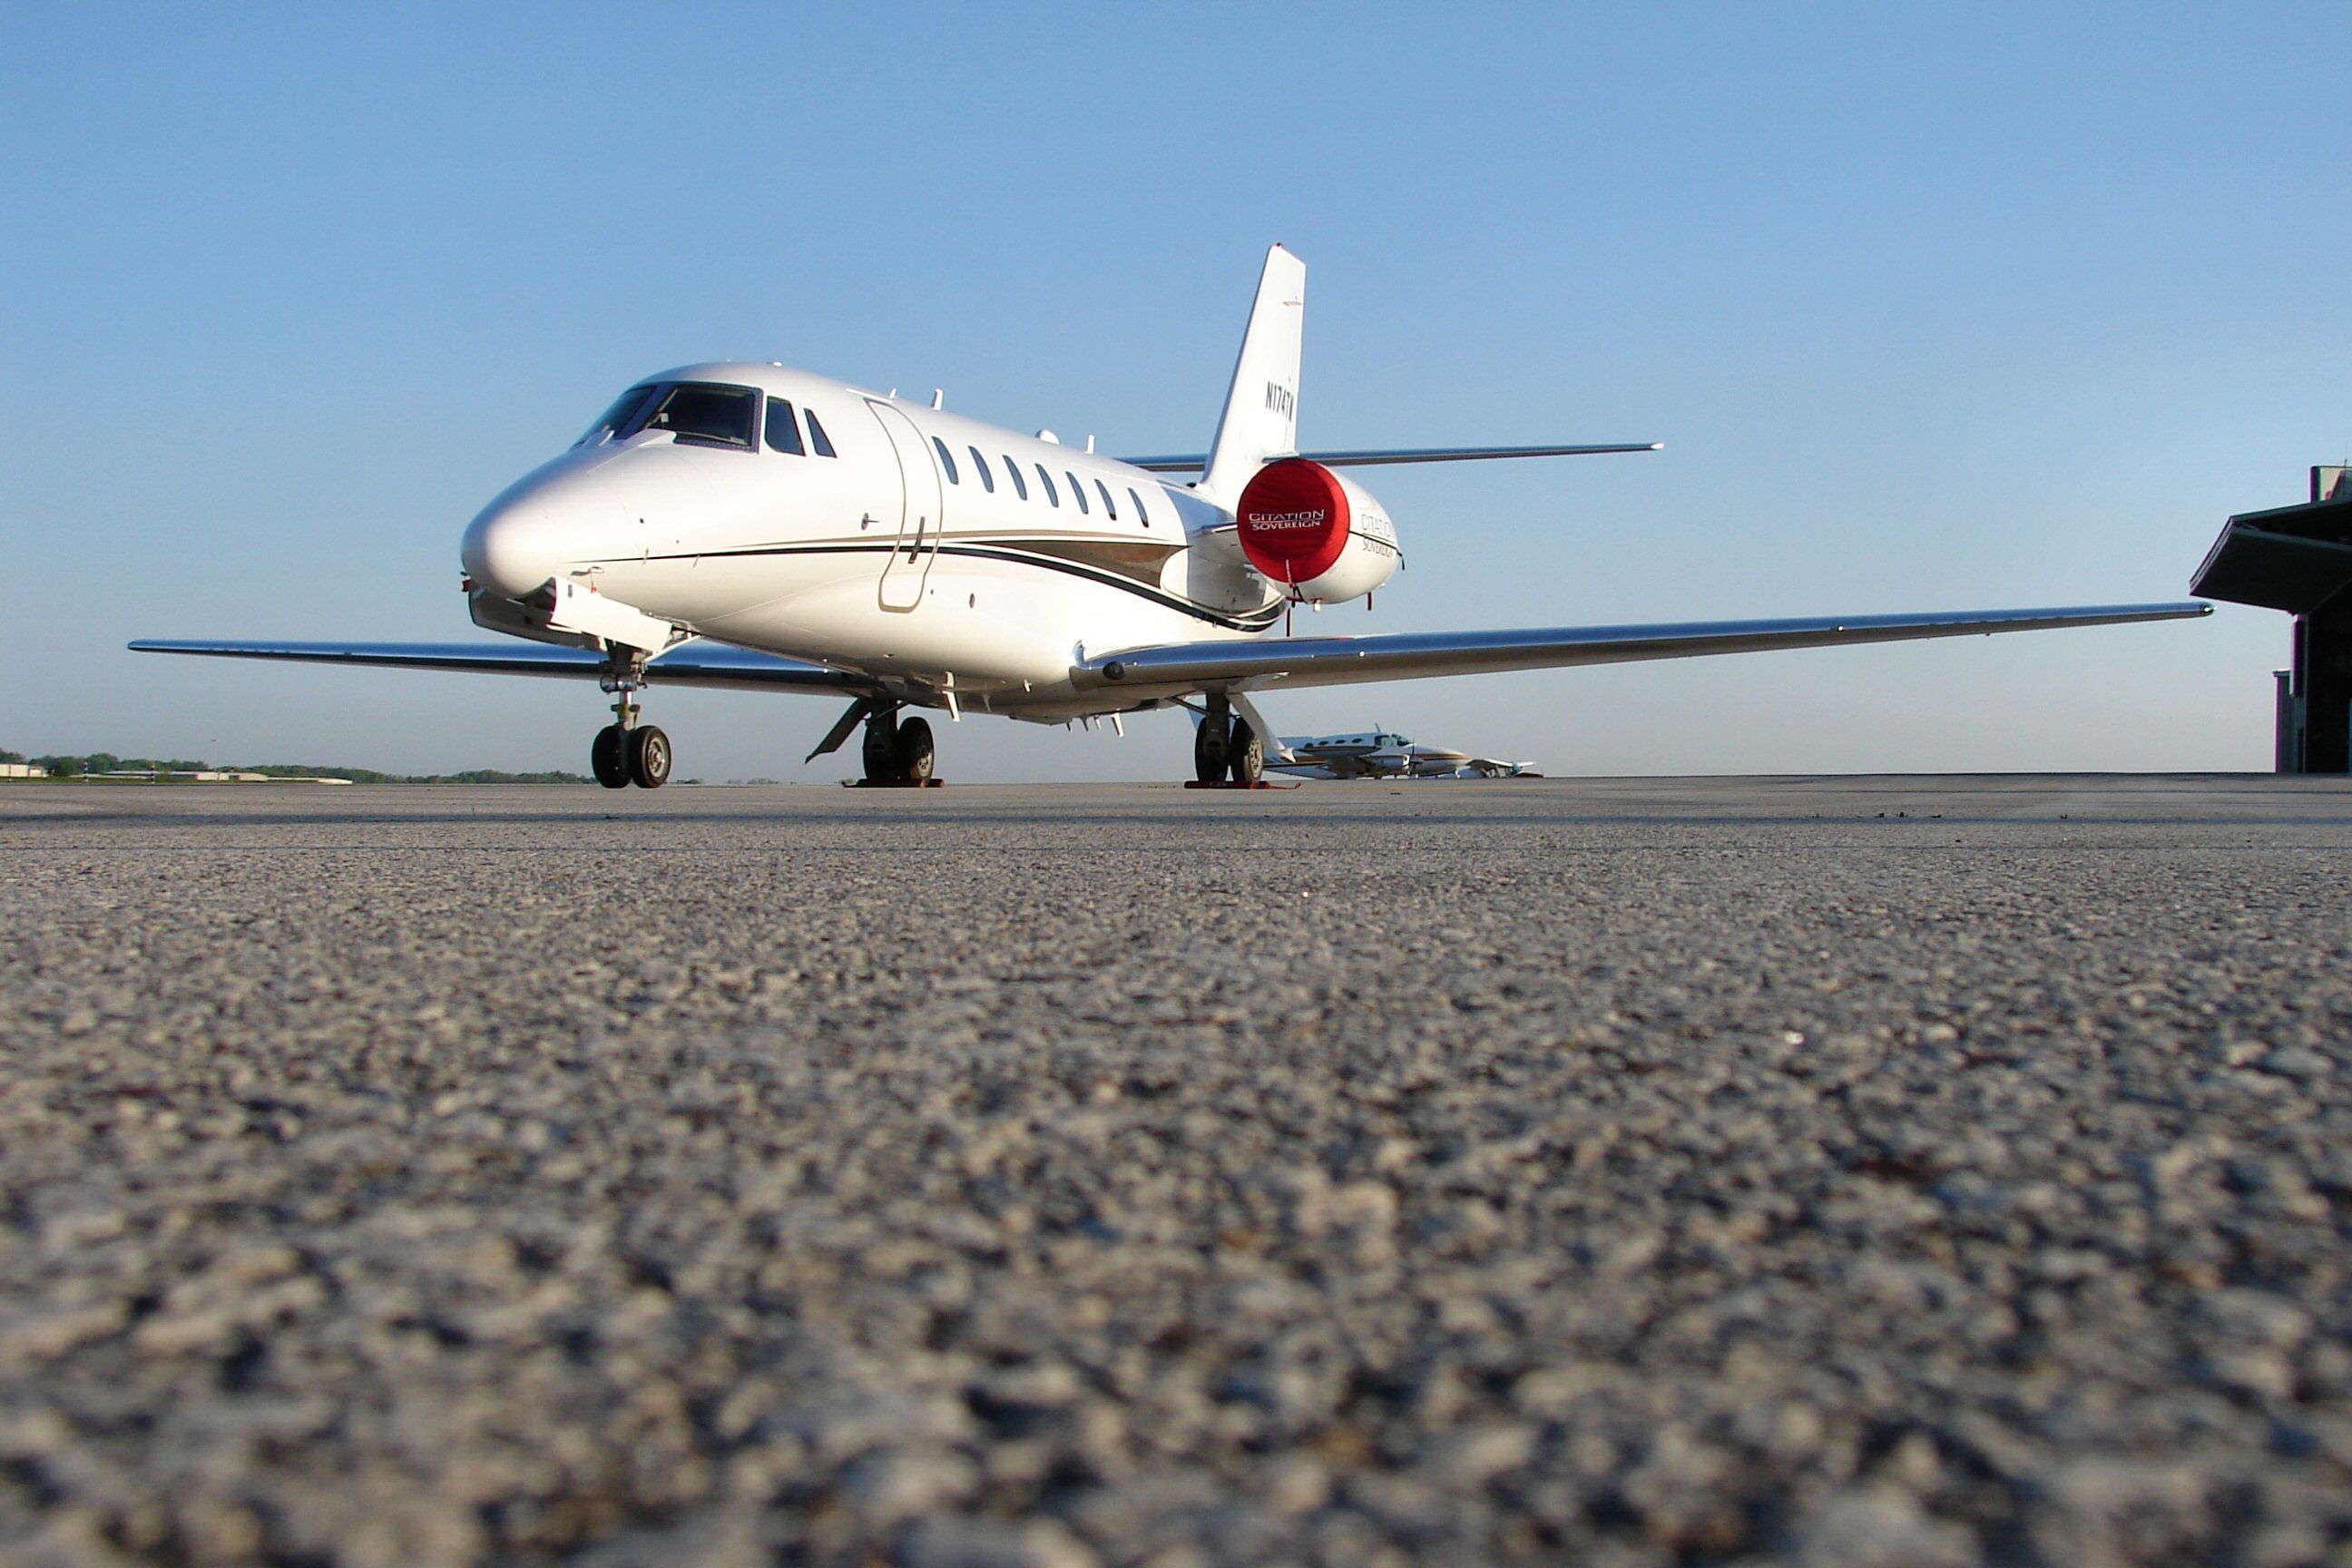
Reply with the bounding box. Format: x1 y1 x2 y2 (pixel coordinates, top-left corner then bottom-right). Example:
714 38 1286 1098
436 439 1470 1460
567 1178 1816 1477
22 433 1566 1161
1199 245 1306 506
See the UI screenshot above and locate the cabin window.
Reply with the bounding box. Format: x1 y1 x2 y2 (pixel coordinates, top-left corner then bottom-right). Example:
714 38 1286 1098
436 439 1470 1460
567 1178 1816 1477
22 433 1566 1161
1036 465 1059 506
1067 473 1088 514
638 383 758 449
763 397 804 455
932 436 960 485
1003 456 1027 499
1095 479 1118 519
577 385 656 446
968 446 995 493
806 409 836 457
1129 487 1150 526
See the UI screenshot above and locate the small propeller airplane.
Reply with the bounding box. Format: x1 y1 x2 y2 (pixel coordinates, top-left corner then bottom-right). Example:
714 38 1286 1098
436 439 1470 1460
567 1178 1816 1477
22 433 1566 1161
134 245 2209 787
1267 730 1537 781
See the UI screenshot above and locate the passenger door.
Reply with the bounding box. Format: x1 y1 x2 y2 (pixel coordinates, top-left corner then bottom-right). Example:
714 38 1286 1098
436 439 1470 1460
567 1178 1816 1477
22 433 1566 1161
866 399 942 612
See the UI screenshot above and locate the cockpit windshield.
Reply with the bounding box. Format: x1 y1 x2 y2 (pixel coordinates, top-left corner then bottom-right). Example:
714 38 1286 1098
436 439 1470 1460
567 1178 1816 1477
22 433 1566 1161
638 384 758 448
577 386 656 446
575 381 760 450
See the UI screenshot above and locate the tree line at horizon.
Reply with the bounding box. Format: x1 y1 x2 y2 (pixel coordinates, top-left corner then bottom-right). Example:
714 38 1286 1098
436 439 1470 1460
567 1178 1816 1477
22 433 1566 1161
0 748 589 784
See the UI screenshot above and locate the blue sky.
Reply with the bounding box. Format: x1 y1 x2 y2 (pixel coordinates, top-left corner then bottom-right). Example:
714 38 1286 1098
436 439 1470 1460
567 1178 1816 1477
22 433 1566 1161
5 5 2344 780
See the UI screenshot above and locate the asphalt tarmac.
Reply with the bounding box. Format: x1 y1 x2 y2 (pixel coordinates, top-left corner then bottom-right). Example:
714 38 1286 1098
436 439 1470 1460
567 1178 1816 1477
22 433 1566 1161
3 775 2348 1567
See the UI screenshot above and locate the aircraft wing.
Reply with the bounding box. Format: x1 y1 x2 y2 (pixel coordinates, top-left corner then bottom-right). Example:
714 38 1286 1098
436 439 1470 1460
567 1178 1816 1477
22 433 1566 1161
129 639 873 694
1073 602 2211 694
1121 442 1661 473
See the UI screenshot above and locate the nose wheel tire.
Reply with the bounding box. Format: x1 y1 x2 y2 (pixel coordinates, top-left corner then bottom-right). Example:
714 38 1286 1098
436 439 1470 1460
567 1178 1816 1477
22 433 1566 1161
897 717 936 782
591 725 631 789
627 725 671 789
1228 720 1264 786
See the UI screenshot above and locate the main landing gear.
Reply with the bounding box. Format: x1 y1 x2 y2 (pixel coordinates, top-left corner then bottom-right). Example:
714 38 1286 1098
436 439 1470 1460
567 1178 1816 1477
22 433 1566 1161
859 705 936 784
591 651 671 790
1192 693 1264 786
804 695 943 786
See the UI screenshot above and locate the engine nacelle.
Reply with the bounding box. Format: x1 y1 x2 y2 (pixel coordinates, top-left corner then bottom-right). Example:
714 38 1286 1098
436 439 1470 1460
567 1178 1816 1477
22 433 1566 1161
1235 458 1403 603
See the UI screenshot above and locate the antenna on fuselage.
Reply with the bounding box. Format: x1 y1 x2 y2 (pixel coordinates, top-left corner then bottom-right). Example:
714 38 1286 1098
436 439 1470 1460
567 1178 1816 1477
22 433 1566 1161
931 389 944 409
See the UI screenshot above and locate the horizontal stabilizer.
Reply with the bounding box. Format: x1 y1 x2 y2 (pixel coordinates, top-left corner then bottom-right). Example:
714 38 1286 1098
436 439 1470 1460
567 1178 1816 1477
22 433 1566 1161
1073 602 2212 694
1122 441 1661 473
129 639 872 694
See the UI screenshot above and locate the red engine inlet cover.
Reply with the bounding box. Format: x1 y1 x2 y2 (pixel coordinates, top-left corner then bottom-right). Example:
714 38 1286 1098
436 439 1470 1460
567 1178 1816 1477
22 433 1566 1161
1236 458 1351 589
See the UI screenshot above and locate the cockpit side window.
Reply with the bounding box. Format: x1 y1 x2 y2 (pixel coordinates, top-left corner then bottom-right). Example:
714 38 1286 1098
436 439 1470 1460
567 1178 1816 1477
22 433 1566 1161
635 383 758 449
764 397 804 455
932 436 960 484
806 410 836 457
1129 487 1150 526
577 385 657 447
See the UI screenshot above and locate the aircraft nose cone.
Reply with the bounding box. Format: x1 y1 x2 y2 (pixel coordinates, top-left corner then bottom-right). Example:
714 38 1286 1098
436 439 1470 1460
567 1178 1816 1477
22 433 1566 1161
460 447 706 597
461 498 566 598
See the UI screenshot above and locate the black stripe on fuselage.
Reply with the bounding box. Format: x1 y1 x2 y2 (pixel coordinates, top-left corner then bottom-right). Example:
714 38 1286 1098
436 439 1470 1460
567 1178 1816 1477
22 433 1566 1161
604 541 1286 633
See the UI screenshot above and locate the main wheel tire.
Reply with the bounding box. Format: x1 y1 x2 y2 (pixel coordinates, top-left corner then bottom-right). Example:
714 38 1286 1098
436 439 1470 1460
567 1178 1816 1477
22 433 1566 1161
896 716 936 782
591 725 631 789
1229 720 1264 786
1193 715 1230 783
862 712 901 782
627 724 671 789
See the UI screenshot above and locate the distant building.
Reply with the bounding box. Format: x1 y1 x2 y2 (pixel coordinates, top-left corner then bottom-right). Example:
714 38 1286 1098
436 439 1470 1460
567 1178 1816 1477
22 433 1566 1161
0 763 49 779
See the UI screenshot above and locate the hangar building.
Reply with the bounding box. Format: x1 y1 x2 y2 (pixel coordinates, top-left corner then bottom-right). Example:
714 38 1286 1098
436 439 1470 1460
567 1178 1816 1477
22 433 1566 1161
2192 466 2352 773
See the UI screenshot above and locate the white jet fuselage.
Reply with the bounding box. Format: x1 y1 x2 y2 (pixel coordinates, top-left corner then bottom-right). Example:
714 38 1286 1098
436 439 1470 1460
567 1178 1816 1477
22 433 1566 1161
461 363 1283 720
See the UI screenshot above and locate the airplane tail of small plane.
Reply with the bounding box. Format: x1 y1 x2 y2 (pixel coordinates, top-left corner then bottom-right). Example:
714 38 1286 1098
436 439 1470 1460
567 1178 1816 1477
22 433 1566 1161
1199 244 1307 507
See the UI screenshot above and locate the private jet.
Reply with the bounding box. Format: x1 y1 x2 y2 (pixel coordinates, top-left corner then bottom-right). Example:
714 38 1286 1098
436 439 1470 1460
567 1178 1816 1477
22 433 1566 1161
1268 730 1537 780
134 246 2209 786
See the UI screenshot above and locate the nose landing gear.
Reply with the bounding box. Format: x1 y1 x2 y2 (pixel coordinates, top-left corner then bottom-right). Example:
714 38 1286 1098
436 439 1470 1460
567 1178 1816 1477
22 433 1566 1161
591 649 671 789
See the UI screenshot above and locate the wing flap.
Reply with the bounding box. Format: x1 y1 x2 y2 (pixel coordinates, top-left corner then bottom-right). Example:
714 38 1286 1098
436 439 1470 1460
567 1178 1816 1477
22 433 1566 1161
130 639 873 694
1075 603 2212 694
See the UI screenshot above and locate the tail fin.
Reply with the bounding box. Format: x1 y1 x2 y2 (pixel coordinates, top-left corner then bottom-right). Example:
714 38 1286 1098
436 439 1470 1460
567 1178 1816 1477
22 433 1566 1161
1200 244 1306 506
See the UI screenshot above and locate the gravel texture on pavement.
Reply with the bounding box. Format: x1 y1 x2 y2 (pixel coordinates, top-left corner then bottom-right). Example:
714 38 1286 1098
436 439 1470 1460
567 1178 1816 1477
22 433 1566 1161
2 774 2348 1568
